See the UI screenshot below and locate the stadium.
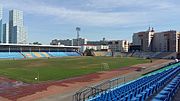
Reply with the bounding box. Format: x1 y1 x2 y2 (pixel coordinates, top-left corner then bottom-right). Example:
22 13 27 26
1 1 180 101
0 44 80 59
0 43 179 101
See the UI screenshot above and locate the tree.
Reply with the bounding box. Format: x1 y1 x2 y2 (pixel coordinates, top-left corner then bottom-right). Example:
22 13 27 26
33 42 42 45
84 48 94 56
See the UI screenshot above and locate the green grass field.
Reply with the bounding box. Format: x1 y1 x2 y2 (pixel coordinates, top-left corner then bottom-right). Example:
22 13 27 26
0 57 149 83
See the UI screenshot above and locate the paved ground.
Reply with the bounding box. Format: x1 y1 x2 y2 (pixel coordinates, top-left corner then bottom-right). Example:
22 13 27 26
0 59 173 101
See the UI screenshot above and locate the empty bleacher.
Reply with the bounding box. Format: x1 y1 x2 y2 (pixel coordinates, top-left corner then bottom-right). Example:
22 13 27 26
41 52 51 57
0 44 80 59
88 62 180 101
48 52 68 57
33 52 43 58
64 52 81 56
126 52 177 59
0 52 24 59
21 52 38 58
22 52 50 58
22 52 81 58
152 73 180 101
50 52 81 57
92 51 178 59
0 52 81 59
93 52 112 56
152 52 176 59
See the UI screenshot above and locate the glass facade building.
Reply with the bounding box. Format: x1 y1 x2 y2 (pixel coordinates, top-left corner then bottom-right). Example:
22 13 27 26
3 23 9 43
9 9 27 44
0 6 3 43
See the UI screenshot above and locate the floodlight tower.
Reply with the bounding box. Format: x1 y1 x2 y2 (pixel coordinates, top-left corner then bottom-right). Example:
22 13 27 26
76 27 80 46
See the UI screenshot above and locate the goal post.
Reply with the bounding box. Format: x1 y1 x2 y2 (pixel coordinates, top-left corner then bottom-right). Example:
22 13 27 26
101 63 110 71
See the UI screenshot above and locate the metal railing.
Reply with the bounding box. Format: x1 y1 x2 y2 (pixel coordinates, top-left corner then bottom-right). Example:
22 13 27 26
72 61 174 101
73 72 140 101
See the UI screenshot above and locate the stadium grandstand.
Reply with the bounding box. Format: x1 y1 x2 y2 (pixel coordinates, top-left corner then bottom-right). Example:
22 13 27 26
0 44 81 59
74 61 180 101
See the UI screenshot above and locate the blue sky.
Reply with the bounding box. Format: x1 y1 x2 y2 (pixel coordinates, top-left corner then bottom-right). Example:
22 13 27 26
1 0 180 44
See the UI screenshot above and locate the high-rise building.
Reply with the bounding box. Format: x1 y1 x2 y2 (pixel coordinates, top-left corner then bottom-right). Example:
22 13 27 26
9 9 27 44
133 27 155 51
132 28 180 52
0 6 3 43
152 30 180 52
3 23 9 43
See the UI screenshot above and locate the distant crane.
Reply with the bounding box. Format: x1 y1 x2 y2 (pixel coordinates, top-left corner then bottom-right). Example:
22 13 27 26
76 27 81 46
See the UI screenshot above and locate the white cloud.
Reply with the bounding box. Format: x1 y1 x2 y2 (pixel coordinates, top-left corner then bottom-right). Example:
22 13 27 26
1 0 179 27
86 0 176 10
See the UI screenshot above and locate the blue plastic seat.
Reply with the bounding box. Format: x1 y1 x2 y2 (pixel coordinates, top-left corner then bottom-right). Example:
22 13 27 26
0 52 24 59
88 64 180 101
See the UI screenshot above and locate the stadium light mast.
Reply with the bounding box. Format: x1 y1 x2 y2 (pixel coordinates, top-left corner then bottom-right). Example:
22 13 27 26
76 27 80 46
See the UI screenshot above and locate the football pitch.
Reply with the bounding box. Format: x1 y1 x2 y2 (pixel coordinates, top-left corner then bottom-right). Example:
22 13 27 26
0 57 149 83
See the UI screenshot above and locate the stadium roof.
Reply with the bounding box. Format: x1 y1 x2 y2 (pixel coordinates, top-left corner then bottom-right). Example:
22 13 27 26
0 43 80 48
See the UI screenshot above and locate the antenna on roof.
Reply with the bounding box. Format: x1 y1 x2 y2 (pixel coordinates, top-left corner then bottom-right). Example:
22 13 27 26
151 27 155 32
148 26 151 31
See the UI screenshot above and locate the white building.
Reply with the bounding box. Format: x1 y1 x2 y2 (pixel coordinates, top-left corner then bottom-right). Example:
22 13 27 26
0 6 2 43
9 9 27 44
50 39 72 46
3 23 9 43
73 38 87 46
96 45 109 51
80 45 97 52
80 44 109 52
51 38 87 46
108 40 129 52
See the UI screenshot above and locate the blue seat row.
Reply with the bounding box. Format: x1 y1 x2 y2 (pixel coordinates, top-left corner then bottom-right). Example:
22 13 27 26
64 52 81 56
129 66 180 101
0 52 24 59
88 63 180 101
49 52 80 57
152 73 180 101
48 52 68 57
0 52 81 59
